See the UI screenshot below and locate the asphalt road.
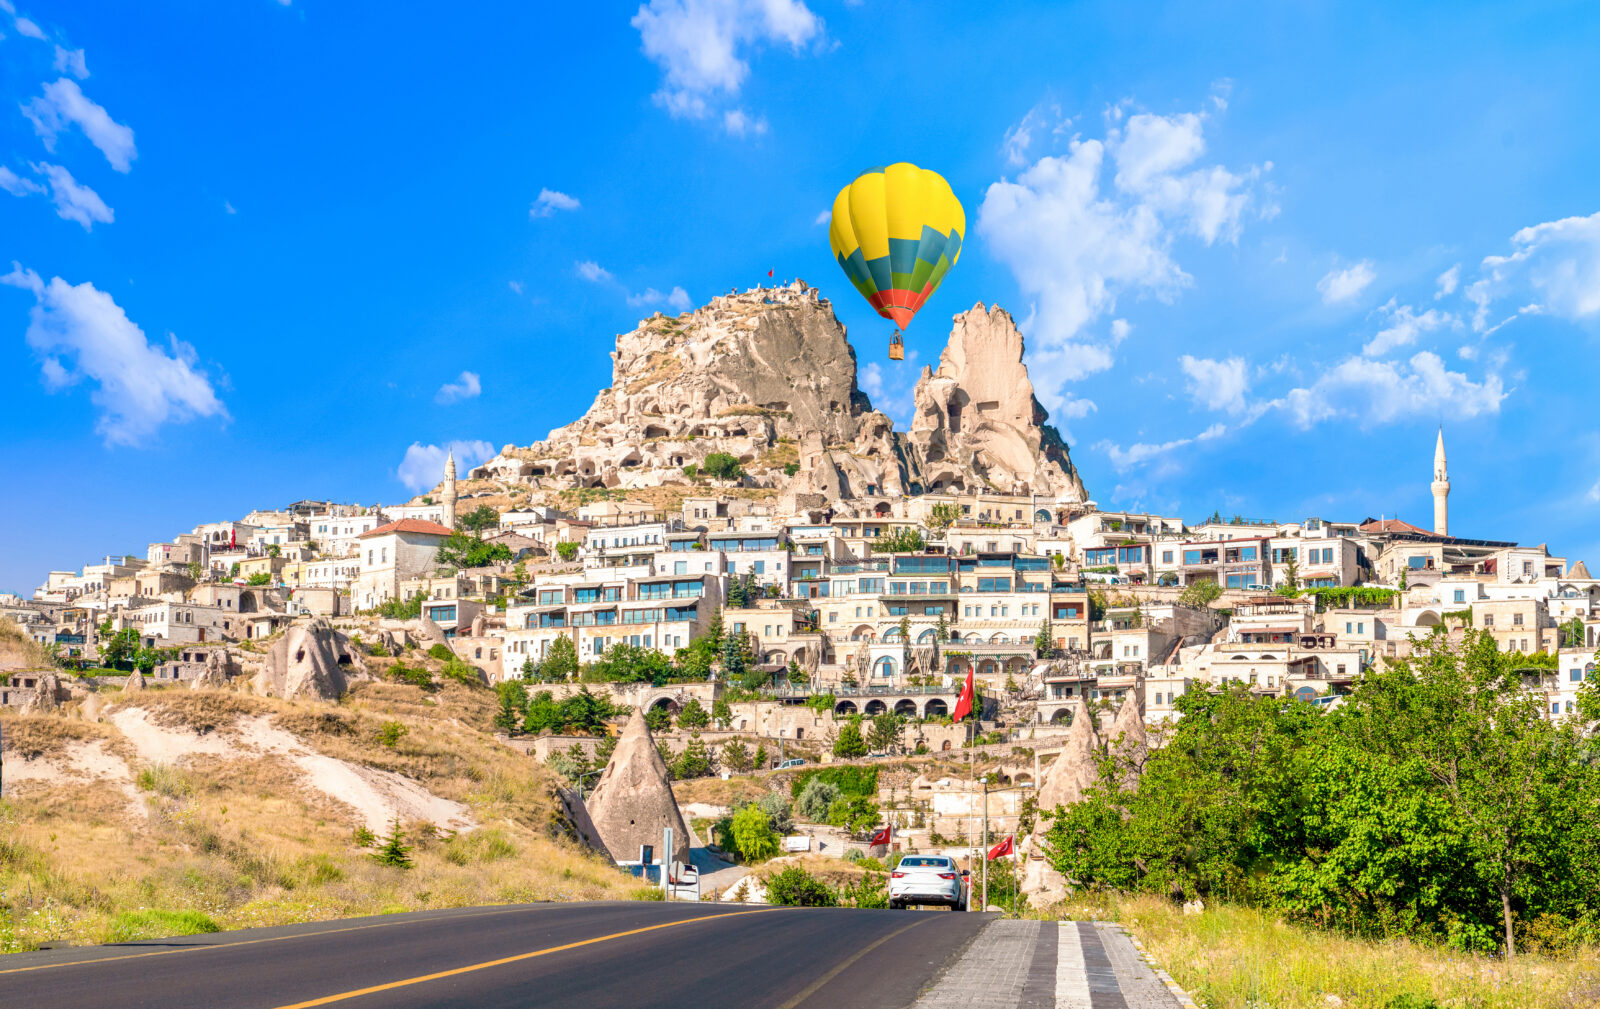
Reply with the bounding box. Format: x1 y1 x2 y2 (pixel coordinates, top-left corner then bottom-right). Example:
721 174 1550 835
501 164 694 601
0 902 993 1009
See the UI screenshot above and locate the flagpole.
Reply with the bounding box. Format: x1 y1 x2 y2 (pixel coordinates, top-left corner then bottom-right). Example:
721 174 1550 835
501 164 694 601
981 778 989 912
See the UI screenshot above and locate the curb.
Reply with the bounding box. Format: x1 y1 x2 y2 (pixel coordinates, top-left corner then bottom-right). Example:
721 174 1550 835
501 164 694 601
1110 922 1200 1009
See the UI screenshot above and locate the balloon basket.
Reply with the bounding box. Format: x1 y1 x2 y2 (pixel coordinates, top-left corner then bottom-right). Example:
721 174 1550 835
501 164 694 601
888 332 905 361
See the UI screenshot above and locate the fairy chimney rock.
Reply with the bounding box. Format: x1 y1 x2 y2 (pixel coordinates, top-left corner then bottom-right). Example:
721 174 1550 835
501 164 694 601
1035 697 1100 821
1108 688 1148 788
585 708 691 867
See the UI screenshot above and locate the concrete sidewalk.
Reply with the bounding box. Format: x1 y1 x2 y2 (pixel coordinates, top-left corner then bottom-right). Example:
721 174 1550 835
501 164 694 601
913 918 1198 1009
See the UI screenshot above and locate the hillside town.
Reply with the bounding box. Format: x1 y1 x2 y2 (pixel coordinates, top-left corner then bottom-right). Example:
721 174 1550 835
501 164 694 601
5 285 1598 898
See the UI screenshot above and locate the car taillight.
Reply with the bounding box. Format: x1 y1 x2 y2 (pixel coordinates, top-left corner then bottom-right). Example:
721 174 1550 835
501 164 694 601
937 872 956 880
891 871 906 878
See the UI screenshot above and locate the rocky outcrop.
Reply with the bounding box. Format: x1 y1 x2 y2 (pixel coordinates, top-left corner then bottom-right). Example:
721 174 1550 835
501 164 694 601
123 668 145 693
585 709 690 867
19 672 63 713
191 649 234 690
468 283 1086 505
256 621 366 701
1107 687 1147 789
1036 697 1100 814
906 304 1086 500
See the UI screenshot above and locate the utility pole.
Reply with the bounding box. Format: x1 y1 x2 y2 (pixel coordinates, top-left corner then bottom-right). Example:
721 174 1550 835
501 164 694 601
981 779 989 912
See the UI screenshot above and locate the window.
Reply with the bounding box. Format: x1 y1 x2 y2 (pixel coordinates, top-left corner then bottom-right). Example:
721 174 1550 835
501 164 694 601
1154 692 1164 704
1453 589 1465 604
1513 613 1524 626
1407 556 1427 569
1162 550 1174 564
1484 614 1495 627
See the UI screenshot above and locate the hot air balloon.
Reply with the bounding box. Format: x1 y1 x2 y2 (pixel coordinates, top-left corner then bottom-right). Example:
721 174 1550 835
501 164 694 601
828 163 965 360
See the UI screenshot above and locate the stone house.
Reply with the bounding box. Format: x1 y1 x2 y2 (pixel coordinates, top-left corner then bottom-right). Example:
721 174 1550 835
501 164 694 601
352 518 454 611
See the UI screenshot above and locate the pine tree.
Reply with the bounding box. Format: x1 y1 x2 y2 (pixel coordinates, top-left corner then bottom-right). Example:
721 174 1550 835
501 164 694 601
371 818 413 869
752 743 769 769
706 609 725 651
722 629 747 683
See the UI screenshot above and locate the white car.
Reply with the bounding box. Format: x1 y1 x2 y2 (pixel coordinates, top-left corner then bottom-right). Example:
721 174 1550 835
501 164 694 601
888 855 969 911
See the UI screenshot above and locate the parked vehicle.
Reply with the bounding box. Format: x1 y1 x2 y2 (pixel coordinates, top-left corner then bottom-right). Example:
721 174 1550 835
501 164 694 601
774 758 806 770
888 854 969 911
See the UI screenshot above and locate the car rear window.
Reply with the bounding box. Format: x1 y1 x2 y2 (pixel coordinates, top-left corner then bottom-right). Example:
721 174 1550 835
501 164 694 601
897 857 948 868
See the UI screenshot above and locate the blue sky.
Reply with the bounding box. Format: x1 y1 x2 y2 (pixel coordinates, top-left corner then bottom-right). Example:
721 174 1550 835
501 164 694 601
3 0 1599 593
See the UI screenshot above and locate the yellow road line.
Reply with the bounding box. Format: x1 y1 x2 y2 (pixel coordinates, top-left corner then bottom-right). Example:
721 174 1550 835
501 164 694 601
769 916 929 1009
0 906 539 977
270 908 783 1009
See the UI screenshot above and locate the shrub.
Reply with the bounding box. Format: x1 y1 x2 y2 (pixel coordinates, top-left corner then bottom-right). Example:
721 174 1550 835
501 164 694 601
370 819 413 869
701 452 744 481
764 867 838 907
794 778 840 822
136 763 191 799
554 541 580 562
376 721 407 748
841 871 890 909
832 721 869 759
388 662 435 691
730 805 779 862
427 644 454 661
754 792 793 834
790 765 878 799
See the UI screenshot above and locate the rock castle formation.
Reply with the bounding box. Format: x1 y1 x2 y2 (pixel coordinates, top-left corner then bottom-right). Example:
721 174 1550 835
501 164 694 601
470 281 1086 505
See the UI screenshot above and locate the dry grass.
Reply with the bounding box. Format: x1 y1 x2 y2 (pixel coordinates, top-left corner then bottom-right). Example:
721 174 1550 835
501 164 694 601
0 684 642 953
1037 893 1600 1009
0 618 54 671
671 774 775 808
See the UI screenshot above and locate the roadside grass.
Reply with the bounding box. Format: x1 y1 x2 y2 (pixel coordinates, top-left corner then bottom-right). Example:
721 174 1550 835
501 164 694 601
671 774 772 808
104 909 220 942
1038 893 1599 1009
0 685 640 953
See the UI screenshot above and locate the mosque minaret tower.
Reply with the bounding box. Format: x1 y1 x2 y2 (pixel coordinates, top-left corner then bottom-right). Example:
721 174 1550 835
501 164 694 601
1431 428 1450 536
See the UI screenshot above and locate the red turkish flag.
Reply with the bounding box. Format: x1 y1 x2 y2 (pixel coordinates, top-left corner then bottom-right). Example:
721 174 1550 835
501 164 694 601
951 668 975 722
868 824 891 847
767 269 774 277
987 835 1014 860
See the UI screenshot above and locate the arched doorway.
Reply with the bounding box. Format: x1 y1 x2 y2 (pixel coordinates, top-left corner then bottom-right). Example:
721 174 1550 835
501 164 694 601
894 698 918 717
873 656 898 679
864 699 888 715
835 700 858 715
924 698 948 718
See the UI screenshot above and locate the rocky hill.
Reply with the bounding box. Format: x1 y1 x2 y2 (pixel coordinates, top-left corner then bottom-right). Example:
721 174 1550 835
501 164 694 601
470 281 1087 508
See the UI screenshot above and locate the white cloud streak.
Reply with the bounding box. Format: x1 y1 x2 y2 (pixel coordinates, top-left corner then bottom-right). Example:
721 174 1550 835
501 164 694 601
530 188 579 218
1316 260 1376 304
1277 351 1504 429
31 161 112 230
397 440 495 492
632 0 821 134
0 165 44 197
21 79 136 172
627 286 692 311
1360 300 1454 357
1096 422 1225 472
434 370 482 405
1435 264 1459 299
1471 211 1600 328
1179 354 1250 413
575 260 613 283
1 264 227 446
52 46 88 79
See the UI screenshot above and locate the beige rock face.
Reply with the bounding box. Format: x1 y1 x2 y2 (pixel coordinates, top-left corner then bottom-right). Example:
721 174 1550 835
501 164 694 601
191 649 233 690
1107 686 1148 789
466 284 1086 506
585 709 690 867
907 304 1086 499
257 621 366 701
1035 697 1100 817
123 669 145 693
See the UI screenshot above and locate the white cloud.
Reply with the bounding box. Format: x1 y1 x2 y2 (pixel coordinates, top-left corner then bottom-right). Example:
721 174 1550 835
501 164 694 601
575 260 613 283
1588 478 1600 505
1278 351 1504 429
1 264 227 446
223 200 236 215
530 188 579 218
0 165 44 197
508 280 524 295
1360 300 1454 357
52 46 88 79
1179 354 1249 413
21 79 137 172
1095 422 1224 472
812 209 830 226
13 15 44 39
632 0 822 132
1109 318 1132 342
722 108 767 136
31 162 112 230
1435 264 1459 299
1001 102 1067 168
1472 211 1600 327
434 370 481 405
627 285 693 311
978 103 1263 408
396 440 495 492
1316 260 1376 304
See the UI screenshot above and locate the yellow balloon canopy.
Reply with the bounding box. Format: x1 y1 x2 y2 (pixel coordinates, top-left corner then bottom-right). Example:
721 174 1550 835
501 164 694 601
828 163 965 358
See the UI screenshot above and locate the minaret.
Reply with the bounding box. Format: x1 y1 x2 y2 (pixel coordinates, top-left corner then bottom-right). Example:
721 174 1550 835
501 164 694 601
442 449 458 530
1431 428 1449 537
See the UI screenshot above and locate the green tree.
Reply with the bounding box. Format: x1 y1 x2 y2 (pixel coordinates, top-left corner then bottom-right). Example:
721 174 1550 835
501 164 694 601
370 819 413 869
934 612 949 643
1034 617 1054 657
246 571 272 586
100 627 140 668
548 741 593 783
644 705 672 733
677 697 710 729
554 541 580 562
265 543 281 558
866 713 903 754
785 658 808 687
670 734 716 780
186 560 204 581
872 526 926 554
794 778 840 822
1177 579 1224 608
826 795 881 833
721 737 753 772
593 732 617 767
557 688 618 734
833 720 868 759
751 743 769 770
459 505 500 533
755 792 794 834
540 636 580 681
701 452 744 481
721 629 747 684
437 532 513 570
730 804 779 861
523 690 562 733
494 681 526 734
927 502 959 532
1280 551 1301 595
585 642 671 685
711 698 733 728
